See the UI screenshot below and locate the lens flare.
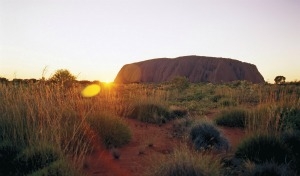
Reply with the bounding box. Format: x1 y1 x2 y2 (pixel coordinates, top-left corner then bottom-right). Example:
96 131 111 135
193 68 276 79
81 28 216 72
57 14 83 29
81 84 101 97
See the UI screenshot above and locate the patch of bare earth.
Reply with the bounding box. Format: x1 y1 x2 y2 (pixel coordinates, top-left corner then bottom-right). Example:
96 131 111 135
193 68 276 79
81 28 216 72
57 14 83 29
84 118 179 176
84 111 245 176
205 110 246 150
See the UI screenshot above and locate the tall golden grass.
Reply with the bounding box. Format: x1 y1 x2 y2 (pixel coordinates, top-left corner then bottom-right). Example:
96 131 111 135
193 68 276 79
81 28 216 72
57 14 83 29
0 84 92 171
0 82 170 174
1 80 299 174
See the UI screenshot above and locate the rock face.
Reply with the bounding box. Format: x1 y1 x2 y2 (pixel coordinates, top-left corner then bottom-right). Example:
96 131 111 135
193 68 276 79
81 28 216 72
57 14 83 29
114 55 265 84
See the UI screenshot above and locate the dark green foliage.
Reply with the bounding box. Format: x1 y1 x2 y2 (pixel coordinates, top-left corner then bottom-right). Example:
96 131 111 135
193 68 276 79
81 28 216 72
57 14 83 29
49 69 76 83
170 109 187 117
0 140 23 175
211 95 223 102
178 92 204 102
159 164 201 176
245 162 295 176
130 103 171 124
169 106 188 118
279 107 300 131
87 113 132 148
274 76 286 84
28 159 78 176
215 109 247 128
15 145 61 175
221 155 244 176
0 141 61 176
0 77 9 84
190 123 228 151
171 76 190 91
235 135 290 164
281 131 300 173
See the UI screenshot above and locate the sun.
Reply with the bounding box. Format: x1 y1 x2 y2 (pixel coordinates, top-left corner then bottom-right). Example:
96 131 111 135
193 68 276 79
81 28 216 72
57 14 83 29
102 81 113 88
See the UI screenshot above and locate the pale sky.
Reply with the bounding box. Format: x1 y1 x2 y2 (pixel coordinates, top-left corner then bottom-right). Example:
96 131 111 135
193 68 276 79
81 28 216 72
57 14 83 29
0 0 299 82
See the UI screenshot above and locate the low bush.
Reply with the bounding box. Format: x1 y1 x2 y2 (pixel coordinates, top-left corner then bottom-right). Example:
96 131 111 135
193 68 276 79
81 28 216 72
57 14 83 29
145 145 222 176
210 94 223 103
169 105 188 118
129 103 171 124
279 107 300 131
28 159 80 176
281 130 300 173
15 144 61 175
178 92 204 102
87 113 132 148
215 108 247 128
222 157 297 176
0 141 71 176
235 135 290 164
221 155 244 176
190 122 228 151
244 162 296 176
0 140 23 175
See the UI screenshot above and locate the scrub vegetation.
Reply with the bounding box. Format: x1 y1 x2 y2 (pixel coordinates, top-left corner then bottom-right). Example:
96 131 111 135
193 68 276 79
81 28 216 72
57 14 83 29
1 74 300 175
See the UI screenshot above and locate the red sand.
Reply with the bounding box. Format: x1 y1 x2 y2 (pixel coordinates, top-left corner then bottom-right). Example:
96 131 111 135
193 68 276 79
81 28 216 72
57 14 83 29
84 112 245 176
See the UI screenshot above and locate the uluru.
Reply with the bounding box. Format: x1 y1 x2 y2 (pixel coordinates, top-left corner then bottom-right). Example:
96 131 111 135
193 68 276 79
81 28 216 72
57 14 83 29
114 55 265 84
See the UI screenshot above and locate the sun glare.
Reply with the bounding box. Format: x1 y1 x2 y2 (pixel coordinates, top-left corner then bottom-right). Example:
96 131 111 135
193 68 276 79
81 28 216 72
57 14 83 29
103 81 113 87
81 84 101 97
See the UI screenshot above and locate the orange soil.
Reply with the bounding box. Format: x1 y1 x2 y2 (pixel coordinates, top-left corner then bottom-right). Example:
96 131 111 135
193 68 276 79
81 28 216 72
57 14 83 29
84 112 245 176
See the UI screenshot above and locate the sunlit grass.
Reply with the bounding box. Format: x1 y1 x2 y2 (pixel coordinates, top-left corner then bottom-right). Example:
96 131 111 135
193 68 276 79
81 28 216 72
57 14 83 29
144 144 222 176
1 80 300 174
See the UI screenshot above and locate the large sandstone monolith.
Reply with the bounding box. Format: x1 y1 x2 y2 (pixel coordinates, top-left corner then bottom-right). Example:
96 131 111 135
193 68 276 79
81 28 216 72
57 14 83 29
114 55 264 84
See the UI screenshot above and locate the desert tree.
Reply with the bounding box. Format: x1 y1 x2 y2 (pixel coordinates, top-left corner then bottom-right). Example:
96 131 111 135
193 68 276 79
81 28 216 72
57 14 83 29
49 69 76 86
0 77 9 84
274 76 286 84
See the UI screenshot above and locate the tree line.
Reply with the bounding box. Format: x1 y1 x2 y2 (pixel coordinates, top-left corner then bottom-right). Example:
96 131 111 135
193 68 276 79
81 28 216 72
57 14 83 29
1 70 299 86
0 69 100 86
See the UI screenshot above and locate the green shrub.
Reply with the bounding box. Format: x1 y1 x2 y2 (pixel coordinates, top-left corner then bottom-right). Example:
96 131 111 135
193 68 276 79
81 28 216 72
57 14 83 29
235 135 290 164
171 76 190 91
130 103 171 124
0 140 23 175
222 157 297 176
190 122 228 151
210 95 223 103
28 159 80 176
281 130 300 173
244 162 296 176
178 92 204 102
145 145 222 176
169 106 188 118
15 144 61 175
279 107 300 131
221 155 244 176
215 109 247 128
87 113 132 148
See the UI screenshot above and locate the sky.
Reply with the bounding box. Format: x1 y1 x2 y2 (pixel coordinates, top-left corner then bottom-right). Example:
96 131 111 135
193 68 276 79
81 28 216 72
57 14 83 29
0 0 299 82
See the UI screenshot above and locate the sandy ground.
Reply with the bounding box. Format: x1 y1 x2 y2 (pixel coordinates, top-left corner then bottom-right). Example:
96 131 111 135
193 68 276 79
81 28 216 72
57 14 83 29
83 112 245 176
